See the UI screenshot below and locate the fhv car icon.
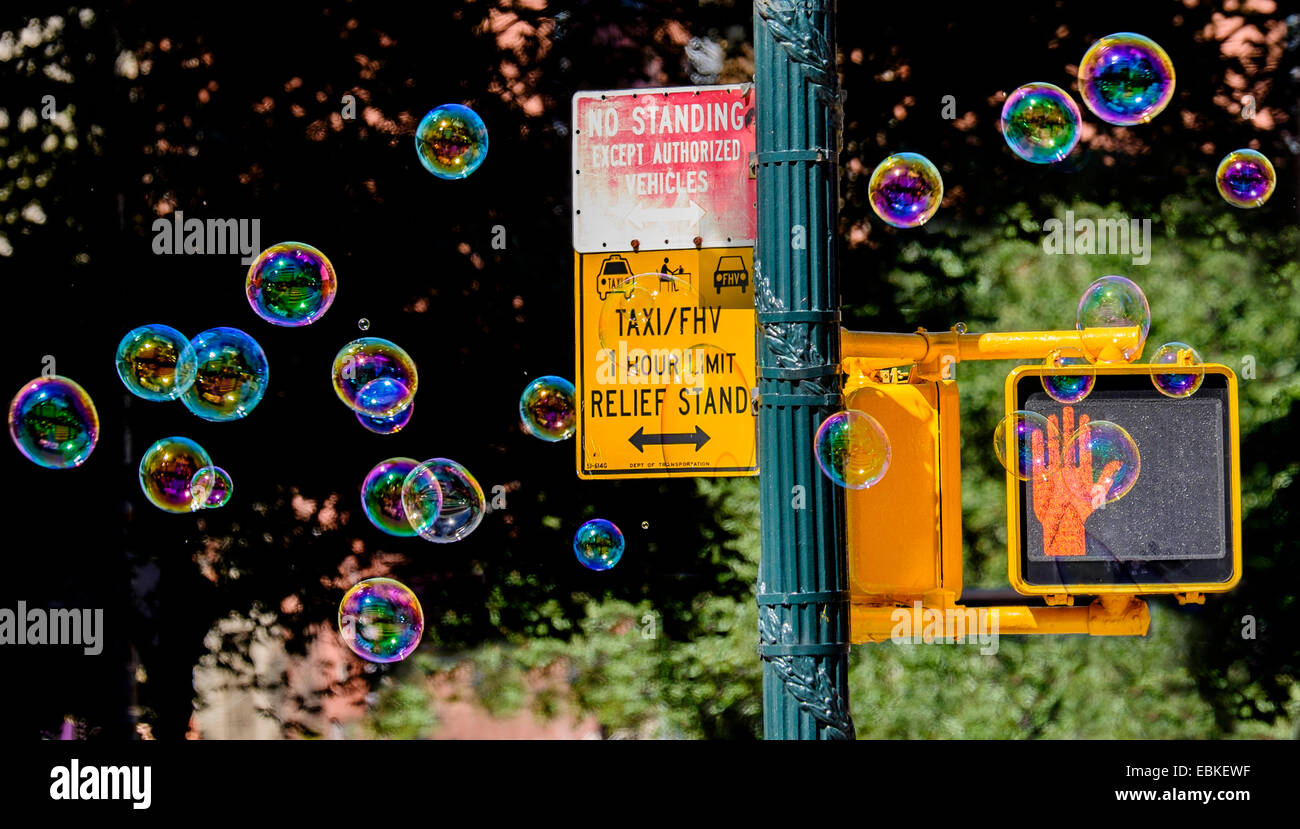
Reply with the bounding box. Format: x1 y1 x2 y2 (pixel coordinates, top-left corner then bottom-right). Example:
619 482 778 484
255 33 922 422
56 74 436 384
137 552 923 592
713 255 749 293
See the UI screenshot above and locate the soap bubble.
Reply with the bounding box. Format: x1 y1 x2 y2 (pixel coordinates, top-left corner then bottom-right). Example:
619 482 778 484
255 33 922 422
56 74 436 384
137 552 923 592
245 242 337 327
8 376 99 469
1076 276 1150 363
338 577 424 664
183 327 269 421
189 465 233 510
1041 347 1095 404
596 272 699 353
415 104 489 180
331 337 418 417
574 519 625 571
1078 33 1175 125
1000 82 1081 164
139 436 212 513
357 318 370 331
1150 341 1204 399
814 410 890 489
867 152 942 228
115 324 197 401
1063 419 1141 505
519 375 576 442
994 410 1057 482
402 458 483 543
357 401 414 435
361 457 420 536
1216 149 1275 209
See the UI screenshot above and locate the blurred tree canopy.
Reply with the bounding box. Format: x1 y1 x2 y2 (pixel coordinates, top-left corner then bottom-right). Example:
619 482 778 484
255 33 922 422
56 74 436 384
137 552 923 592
0 0 1294 739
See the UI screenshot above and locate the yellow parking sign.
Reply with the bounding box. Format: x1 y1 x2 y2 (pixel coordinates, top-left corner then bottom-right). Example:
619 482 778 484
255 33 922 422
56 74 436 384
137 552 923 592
573 248 758 479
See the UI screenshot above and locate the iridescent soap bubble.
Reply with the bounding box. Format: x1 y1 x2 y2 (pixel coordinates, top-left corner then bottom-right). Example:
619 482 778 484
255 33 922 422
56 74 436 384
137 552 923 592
357 401 414 435
139 436 212 513
574 519 624 571
402 458 483 543
1078 33 1175 125
331 337 418 418
361 457 421 537
1150 341 1204 399
1216 149 1275 208
867 152 942 229
1000 82 1081 164
115 324 197 401
189 465 233 510
596 272 699 353
1076 276 1150 363
520 376 576 442
814 410 890 489
1041 347 1095 404
245 242 338 327
994 410 1057 482
338 577 424 664
1063 420 1141 505
415 104 489 180
183 327 269 422
8 376 99 469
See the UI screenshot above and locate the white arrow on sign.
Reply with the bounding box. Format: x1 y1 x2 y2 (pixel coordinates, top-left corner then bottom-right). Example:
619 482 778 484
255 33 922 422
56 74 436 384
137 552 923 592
626 199 706 229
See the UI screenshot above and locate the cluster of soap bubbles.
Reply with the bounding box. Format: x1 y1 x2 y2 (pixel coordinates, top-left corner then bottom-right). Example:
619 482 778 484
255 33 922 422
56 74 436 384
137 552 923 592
814 409 891 490
358 456 485 544
8 376 99 469
338 577 424 663
519 376 576 442
115 323 270 423
416 104 489 180
138 436 233 513
332 337 419 433
994 410 1141 505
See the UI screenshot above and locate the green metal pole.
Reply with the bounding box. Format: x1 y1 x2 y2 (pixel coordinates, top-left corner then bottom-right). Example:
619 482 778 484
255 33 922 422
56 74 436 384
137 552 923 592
753 0 853 740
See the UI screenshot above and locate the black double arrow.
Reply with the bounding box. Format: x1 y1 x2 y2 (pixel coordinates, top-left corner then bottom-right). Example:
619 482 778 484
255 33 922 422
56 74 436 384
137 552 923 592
628 425 711 452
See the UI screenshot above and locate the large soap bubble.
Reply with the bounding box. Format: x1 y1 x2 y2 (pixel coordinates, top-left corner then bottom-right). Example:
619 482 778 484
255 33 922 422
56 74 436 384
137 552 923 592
415 104 489 179
246 242 338 327
139 436 212 513
331 337 418 418
1076 276 1150 363
8 376 99 469
338 577 424 663
402 458 483 543
183 327 270 421
1078 32 1175 125
115 324 197 401
814 410 890 489
867 152 942 228
1000 82 1081 164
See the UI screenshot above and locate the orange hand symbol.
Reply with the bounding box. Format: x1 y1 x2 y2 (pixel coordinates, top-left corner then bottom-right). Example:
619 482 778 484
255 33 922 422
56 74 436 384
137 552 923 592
1030 406 1124 557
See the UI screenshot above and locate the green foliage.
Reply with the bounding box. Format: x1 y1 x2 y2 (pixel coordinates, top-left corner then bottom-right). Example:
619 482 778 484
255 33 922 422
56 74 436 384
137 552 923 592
360 674 437 740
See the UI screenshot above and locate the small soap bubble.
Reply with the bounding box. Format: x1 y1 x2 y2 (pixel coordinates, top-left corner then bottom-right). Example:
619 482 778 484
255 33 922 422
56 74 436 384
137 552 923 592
115 324 197 401
519 375 576 442
8 376 98 469
574 518 625 571
1216 149 1275 208
415 104 489 180
189 465 233 510
402 458 483 543
183 327 270 422
994 410 1057 483
1150 341 1204 399
641 521 649 530
338 577 424 663
1076 276 1150 363
867 152 942 229
1000 83 1081 164
331 337 418 418
814 410 890 489
357 401 414 435
357 318 370 331
1041 347 1095 404
361 457 420 537
246 242 337 327
139 436 212 513
1078 33 1175 125
1063 419 1141 505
